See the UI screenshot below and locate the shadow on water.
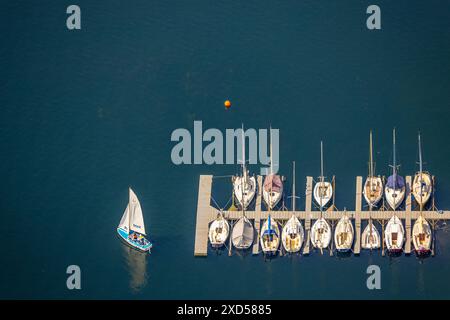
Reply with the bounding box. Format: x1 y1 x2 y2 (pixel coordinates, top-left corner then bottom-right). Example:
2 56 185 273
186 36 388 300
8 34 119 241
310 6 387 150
121 244 149 294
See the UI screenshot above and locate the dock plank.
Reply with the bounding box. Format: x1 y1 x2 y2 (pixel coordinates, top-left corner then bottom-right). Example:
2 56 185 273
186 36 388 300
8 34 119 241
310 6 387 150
194 175 214 256
303 176 313 255
252 176 263 255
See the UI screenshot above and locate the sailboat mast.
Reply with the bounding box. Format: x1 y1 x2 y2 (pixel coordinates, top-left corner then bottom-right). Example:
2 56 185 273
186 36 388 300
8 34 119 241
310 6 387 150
393 128 397 177
270 126 273 176
369 131 374 178
320 141 324 183
241 124 246 181
128 187 133 231
292 161 296 211
418 132 423 174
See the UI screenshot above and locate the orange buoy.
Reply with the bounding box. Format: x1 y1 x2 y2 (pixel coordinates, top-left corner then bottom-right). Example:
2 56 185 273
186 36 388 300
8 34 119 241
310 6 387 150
224 100 231 109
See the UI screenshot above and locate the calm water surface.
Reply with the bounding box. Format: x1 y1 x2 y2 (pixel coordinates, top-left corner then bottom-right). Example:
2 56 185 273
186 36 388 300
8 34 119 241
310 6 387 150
0 1 450 299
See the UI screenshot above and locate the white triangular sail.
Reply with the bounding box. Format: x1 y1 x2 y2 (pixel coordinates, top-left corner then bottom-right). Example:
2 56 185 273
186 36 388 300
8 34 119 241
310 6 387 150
129 188 146 235
118 204 130 231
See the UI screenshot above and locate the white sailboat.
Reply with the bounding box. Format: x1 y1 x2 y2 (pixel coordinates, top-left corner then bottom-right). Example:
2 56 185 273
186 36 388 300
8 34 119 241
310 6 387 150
412 215 432 255
208 212 230 248
384 128 405 210
117 188 153 252
233 125 256 210
313 141 333 209
412 132 432 209
334 211 354 252
311 217 331 252
361 220 381 250
263 127 283 209
363 130 383 208
385 215 405 254
281 162 304 253
231 176 254 250
260 214 280 255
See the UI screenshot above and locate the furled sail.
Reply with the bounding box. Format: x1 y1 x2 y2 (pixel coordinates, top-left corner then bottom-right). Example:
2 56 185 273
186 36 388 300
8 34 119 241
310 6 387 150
129 188 146 235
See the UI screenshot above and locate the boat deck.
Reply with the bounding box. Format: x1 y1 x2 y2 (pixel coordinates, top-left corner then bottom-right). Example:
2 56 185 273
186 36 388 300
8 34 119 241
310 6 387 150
194 175 449 256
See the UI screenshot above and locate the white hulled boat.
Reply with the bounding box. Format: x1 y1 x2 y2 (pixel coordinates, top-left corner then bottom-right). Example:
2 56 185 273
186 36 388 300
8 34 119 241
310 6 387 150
385 215 405 254
233 125 256 210
117 188 153 252
363 131 383 208
313 141 333 209
412 132 432 209
384 128 405 210
334 211 354 252
231 175 254 250
281 162 304 253
412 215 432 255
260 214 280 255
208 212 230 248
311 217 331 252
361 219 381 250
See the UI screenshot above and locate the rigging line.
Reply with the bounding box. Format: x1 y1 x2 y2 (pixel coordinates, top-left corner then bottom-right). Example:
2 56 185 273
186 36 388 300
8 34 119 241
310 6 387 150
212 175 235 179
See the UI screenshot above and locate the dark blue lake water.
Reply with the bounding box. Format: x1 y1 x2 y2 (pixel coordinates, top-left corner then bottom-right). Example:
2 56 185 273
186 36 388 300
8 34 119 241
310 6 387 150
1 1 449 299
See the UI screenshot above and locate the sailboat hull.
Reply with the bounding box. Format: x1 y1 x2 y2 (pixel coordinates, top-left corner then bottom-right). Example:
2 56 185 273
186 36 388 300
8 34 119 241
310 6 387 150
260 219 280 255
311 218 331 249
412 216 432 255
262 188 283 209
117 228 152 252
363 176 383 208
208 216 230 248
281 216 304 253
233 176 257 210
384 186 405 210
334 215 354 252
412 172 432 208
385 216 405 253
313 182 333 209
361 223 381 249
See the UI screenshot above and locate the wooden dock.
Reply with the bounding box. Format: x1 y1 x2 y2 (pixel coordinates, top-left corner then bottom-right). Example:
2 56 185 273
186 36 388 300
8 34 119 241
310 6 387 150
194 175 449 257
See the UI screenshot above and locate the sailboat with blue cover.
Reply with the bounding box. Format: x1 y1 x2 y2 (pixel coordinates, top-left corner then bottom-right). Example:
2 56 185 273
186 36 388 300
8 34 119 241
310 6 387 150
384 128 405 210
260 214 280 255
117 188 153 252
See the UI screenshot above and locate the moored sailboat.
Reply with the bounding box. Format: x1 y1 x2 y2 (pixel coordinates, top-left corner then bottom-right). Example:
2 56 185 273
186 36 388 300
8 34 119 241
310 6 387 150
384 128 405 210
313 141 333 209
412 132 432 209
281 162 304 253
412 215 432 256
385 215 405 254
208 212 230 248
231 177 254 250
334 211 354 252
117 188 153 252
263 127 283 209
260 214 280 255
361 219 381 250
311 216 331 252
233 125 257 210
363 130 383 208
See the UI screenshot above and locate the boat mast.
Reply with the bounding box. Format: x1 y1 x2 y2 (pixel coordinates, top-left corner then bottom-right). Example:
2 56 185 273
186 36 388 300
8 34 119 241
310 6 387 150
320 141 324 184
392 128 397 212
369 130 374 178
418 132 423 213
268 126 273 212
241 124 246 182
418 132 423 175
128 187 133 232
292 161 296 211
